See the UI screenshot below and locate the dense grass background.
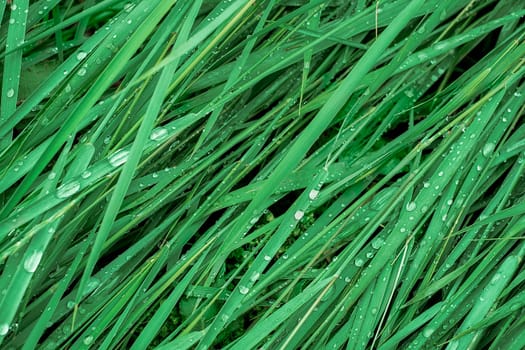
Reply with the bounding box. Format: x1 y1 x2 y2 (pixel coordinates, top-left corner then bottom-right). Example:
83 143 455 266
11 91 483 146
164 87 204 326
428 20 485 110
0 0 524 349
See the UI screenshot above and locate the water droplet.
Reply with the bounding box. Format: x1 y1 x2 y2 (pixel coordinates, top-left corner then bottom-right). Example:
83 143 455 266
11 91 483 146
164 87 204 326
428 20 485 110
371 237 385 249
423 182 430 188
48 172 56 180
423 327 434 337
149 127 168 141
294 210 304 220
263 255 271 261
0 323 9 336
87 278 100 290
309 189 319 200
76 51 87 60
447 199 453 206
67 301 75 309
354 258 364 267
239 286 249 295
6 88 14 98
81 170 92 179
438 171 444 177
344 276 351 283
482 143 495 157
24 250 43 273
250 272 260 282
83 335 94 345
108 149 130 167
490 272 502 284
77 67 87 76
406 202 416 212
56 181 81 198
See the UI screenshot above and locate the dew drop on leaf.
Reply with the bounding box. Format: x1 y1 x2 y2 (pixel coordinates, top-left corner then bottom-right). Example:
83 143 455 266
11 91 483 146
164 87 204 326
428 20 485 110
482 143 495 157
423 327 435 338
24 250 43 273
371 237 384 249
76 51 87 60
294 210 304 220
83 335 94 345
108 149 130 167
250 272 260 282
149 127 168 141
309 189 319 200
56 181 81 198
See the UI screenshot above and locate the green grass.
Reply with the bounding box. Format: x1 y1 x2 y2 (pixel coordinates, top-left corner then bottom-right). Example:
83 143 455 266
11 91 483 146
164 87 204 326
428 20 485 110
0 0 524 349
